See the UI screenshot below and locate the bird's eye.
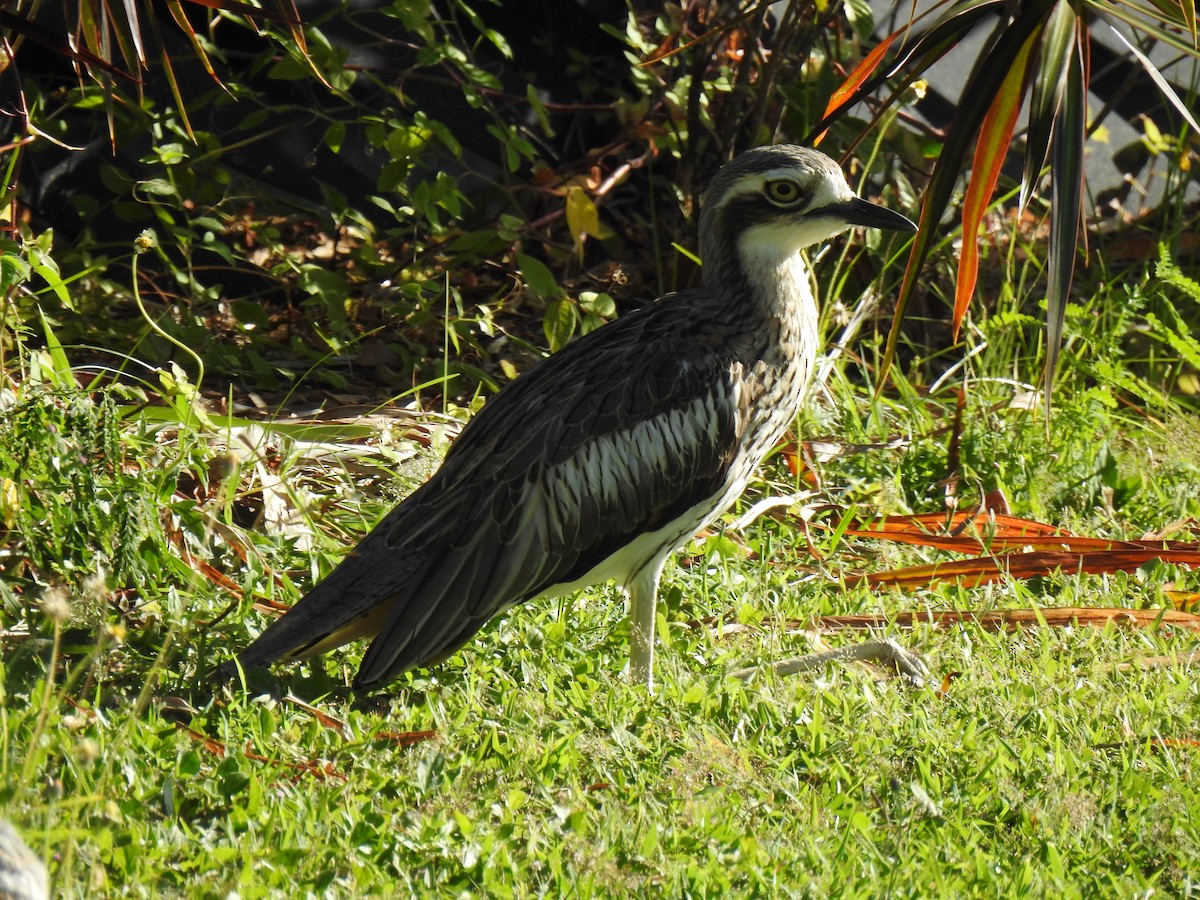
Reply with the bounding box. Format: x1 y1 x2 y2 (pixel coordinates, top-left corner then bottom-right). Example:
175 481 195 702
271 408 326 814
765 180 802 205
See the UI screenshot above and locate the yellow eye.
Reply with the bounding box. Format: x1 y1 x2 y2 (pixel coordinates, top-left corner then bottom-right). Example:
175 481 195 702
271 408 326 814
765 180 802 205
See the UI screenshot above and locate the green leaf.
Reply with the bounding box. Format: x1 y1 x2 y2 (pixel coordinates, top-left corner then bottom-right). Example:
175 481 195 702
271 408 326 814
1044 24 1086 409
325 120 346 153
843 0 875 39
30 258 72 308
1156 243 1200 301
517 253 563 300
0 243 31 294
37 306 74 386
1091 0 1200 55
1105 21 1200 133
542 298 578 352
1023 0 1077 211
578 291 616 317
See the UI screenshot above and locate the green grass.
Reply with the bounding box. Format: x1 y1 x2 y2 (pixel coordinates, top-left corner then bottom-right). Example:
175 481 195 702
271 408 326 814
5 243 1200 896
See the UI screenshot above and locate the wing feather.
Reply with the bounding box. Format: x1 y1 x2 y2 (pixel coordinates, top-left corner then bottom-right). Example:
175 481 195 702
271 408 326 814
239 293 750 687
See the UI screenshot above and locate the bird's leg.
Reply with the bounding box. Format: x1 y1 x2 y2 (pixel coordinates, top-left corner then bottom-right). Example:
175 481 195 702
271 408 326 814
729 637 929 685
626 560 667 688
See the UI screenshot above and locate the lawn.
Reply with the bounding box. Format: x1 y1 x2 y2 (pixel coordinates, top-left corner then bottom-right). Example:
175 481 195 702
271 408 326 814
5 248 1200 895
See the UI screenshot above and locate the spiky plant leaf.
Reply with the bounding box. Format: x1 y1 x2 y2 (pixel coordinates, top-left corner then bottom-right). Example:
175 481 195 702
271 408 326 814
1022 0 1077 211
1105 22 1200 131
956 28 1040 339
878 4 1056 387
1043 24 1086 407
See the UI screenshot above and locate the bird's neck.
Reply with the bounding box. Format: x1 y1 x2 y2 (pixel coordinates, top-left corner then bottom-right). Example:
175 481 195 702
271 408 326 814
707 239 821 362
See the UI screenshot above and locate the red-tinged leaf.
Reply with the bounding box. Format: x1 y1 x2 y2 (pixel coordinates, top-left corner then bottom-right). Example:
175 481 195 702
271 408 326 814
273 0 310 48
184 0 294 23
374 729 439 747
813 33 896 146
803 1 1008 145
0 9 133 78
165 528 244 595
252 596 292 614
0 9 132 78
938 671 962 696
856 547 1200 590
1043 22 1086 407
1148 737 1200 748
176 724 348 781
164 0 222 83
268 0 332 89
285 693 351 739
177 724 229 756
814 607 1200 632
841 511 1072 542
879 6 1056 387
954 28 1038 339
840 510 1200 555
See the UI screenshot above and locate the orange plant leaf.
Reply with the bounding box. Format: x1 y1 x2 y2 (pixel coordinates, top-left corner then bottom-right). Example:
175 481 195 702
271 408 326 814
176 723 348 781
841 511 1200 554
840 511 1073 552
374 729 439 747
285 693 351 739
1167 590 1200 610
814 607 1200 632
855 548 1200 591
813 33 896 146
954 27 1039 340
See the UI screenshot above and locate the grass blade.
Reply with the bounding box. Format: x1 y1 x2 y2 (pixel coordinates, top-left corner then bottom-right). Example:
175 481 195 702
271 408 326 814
164 0 221 83
1088 0 1200 54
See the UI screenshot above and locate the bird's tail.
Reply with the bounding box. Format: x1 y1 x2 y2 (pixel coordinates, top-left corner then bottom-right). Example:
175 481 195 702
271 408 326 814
224 535 433 679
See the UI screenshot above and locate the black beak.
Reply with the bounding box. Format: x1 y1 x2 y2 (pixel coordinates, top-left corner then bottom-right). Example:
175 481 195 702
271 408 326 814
822 197 918 233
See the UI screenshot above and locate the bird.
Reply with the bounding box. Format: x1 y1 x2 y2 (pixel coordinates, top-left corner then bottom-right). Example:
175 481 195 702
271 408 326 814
231 144 919 691
0 820 48 900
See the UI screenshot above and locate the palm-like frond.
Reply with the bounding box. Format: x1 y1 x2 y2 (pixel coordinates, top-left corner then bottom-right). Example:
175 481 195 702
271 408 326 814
811 0 1200 402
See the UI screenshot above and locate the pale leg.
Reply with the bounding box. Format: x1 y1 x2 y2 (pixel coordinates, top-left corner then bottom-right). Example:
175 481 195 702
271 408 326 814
627 559 666 688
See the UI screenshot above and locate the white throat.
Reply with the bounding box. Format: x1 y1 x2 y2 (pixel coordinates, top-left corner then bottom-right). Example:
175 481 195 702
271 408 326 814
735 220 832 321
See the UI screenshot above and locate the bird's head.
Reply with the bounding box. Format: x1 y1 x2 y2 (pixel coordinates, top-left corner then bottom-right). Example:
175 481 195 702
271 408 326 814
698 145 917 294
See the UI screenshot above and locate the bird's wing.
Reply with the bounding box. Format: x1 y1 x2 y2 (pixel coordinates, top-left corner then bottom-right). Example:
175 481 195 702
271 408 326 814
238 297 748 686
